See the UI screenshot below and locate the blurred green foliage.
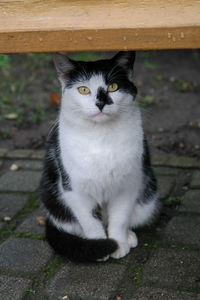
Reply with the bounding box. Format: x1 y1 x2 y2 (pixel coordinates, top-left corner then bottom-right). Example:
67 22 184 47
0 54 11 69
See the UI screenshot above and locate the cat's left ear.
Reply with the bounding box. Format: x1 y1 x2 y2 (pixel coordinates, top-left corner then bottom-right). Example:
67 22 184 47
113 51 136 80
53 53 74 86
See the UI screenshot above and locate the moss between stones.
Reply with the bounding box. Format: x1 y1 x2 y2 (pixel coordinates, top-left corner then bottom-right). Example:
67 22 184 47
11 232 45 240
43 256 62 278
0 193 40 241
165 196 183 207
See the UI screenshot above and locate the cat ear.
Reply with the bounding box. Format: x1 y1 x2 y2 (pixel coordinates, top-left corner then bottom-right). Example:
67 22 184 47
53 53 74 85
113 51 136 80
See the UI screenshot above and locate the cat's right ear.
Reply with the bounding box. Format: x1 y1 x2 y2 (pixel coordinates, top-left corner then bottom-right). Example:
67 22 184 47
53 53 74 86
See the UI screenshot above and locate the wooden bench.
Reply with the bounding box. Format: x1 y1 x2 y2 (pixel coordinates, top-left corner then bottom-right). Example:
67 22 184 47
0 0 200 53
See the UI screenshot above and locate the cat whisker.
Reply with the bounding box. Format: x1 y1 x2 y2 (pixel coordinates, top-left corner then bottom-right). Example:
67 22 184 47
47 118 59 139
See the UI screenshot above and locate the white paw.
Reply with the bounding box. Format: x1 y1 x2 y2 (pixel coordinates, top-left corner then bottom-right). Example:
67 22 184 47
96 255 109 262
110 242 130 259
128 230 138 248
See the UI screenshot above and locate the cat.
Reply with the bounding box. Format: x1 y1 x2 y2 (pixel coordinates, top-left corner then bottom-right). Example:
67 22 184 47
40 51 160 262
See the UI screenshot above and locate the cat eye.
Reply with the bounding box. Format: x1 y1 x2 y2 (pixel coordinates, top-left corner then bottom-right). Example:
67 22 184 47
107 83 118 92
78 86 91 95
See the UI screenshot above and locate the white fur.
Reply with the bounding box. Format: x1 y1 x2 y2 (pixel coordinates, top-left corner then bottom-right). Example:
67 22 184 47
49 214 84 237
131 194 159 228
57 73 153 258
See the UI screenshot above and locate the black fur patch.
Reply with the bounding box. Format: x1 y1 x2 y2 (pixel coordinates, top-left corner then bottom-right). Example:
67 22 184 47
40 125 75 222
141 138 158 203
96 87 113 111
63 52 137 101
92 204 102 221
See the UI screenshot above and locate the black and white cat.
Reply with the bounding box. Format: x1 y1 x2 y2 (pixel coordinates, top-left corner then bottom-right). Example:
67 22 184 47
40 51 160 262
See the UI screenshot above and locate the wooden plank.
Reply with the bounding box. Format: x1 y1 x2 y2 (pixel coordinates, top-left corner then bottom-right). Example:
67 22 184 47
0 0 200 53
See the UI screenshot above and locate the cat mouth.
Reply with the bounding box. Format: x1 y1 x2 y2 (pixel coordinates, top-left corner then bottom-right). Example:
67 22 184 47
93 112 106 117
90 112 111 122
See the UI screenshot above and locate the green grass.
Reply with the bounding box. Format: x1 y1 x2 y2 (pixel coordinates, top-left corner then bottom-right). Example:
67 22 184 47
165 196 183 207
27 286 36 295
31 105 46 123
69 51 108 61
155 74 167 82
132 266 144 285
144 60 157 70
11 232 45 240
0 224 16 237
0 54 11 69
43 256 62 278
138 95 160 105
192 50 200 61
108 257 125 264
0 128 11 139
26 53 52 69
174 79 195 93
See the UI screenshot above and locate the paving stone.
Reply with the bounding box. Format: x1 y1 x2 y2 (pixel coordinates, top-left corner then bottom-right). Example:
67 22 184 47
142 248 200 288
47 262 127 300
157 176 175 199
13 160 43 171
15 206 46 236
190 171 200 189
167 156 200 168
0 275 31 300
154 167 179 176
0 160 3 168
0 171 41 192
163 215 200 247
152 155 200 168
0 193 28 219
130 286 198 300
7 149 33 159
0 148 7 158
0 238 52 273
31 150 45 160
179 190 200 213
152 156 168 166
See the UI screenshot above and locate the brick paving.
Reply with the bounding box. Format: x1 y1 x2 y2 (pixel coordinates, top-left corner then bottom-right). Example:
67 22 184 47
0 149 200 300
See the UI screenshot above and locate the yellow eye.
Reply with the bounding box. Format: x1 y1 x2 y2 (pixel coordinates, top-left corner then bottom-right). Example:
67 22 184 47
107 83 118 92
78 86 91 95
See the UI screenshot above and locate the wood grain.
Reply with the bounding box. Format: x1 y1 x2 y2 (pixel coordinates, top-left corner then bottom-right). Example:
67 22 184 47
0 0 200 53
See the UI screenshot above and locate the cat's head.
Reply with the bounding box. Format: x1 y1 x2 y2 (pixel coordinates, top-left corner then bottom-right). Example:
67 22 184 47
54 52 137 123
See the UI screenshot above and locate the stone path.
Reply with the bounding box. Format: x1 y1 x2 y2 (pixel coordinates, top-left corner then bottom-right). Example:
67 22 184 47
0 149 200 300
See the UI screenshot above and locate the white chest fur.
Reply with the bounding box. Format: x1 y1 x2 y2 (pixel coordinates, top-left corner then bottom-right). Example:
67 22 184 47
59 109 143 201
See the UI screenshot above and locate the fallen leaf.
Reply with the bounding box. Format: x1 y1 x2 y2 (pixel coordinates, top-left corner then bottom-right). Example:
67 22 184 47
36 216 46 226
4 216 11 222
158 127 164 133
50 92 60 106
5 113 18 120
10 163 19 171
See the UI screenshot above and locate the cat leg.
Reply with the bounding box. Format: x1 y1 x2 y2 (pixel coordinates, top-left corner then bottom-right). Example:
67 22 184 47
62 191 107 239
107 192 137 259
131 194 159 228
127 230 138 248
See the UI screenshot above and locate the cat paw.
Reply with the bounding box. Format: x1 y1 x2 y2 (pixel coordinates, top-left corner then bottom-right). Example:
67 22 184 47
110 242 130 259
128 230 138 248
96 255 109 262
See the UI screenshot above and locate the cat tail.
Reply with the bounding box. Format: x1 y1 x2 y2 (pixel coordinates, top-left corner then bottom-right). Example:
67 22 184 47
46 219 118 262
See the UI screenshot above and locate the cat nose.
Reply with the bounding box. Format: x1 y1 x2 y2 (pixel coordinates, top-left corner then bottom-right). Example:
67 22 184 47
96 101 105 111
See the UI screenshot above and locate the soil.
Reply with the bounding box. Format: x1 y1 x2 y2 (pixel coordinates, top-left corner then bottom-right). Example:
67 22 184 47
0 50 200 158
